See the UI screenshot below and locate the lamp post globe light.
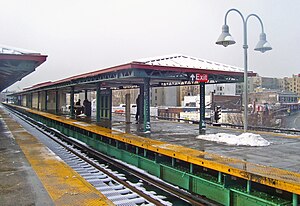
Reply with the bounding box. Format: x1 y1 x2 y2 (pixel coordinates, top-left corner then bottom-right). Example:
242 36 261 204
216 8 272 132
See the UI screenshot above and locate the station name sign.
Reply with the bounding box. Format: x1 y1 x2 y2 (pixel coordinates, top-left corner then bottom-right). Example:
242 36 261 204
190 73 208 83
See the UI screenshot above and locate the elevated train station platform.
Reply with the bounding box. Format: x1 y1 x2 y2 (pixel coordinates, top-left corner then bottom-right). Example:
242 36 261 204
6 53 300 205
4 103 300 206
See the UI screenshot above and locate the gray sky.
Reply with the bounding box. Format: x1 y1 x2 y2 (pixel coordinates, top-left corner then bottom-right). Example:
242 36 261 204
2 0 299 91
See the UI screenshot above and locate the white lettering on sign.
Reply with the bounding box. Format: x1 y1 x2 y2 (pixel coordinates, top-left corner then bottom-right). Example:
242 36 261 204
190 74 195 82
196 74 208 82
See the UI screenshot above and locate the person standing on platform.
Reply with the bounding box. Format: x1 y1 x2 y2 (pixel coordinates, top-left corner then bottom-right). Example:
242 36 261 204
83 99 91 117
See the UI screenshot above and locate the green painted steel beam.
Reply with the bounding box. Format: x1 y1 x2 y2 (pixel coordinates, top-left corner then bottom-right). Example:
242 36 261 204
247 180 251 193
293 193 298 206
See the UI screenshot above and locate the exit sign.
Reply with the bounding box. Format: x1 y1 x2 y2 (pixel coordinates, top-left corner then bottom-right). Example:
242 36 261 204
190 73 208 82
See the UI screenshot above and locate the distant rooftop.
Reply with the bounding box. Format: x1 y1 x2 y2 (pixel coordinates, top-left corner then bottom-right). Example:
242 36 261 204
135 54 244 73
0 44 41 55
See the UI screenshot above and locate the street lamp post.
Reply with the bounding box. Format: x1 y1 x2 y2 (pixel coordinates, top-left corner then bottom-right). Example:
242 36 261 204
216 8 272 132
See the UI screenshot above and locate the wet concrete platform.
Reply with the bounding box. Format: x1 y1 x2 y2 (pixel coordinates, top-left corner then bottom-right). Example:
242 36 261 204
0 106 113 206
0 111 53 205
108 114 300 173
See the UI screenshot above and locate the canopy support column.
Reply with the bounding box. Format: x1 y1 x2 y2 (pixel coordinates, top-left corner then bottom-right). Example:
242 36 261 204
85 90 88 100
30 93 33 108
199 82 206 134
44 90 48 111
70 87 75 118
139 85 144 124
55 90 59 114
96 84 101 123
37 91 40 110
143 78 151 133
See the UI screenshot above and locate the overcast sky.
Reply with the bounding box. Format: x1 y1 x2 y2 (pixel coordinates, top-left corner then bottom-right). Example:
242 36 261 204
2 0 299 91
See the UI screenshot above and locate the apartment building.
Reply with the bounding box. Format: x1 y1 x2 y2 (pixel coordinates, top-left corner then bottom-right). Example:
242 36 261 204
236 76 283 95
284 74 300 96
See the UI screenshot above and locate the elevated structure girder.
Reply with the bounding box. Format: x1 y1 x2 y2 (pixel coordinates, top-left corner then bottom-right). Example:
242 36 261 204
15 63 249 95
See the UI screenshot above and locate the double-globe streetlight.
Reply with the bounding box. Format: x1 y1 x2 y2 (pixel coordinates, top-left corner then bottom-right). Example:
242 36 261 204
216 8 272 132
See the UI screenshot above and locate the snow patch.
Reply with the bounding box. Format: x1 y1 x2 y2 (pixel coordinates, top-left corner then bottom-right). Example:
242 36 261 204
156 144 173 149
72 121 90 127
196 133 270 147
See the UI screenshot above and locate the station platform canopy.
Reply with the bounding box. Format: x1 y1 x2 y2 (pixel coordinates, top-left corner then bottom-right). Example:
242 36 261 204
17 54 255 94
0 44 47 92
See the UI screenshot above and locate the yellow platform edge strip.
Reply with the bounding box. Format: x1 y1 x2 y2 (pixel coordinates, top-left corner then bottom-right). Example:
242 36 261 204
0 109 114 206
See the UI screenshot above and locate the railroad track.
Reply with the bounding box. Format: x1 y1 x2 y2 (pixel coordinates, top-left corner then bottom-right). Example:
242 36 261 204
4 105 218 206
